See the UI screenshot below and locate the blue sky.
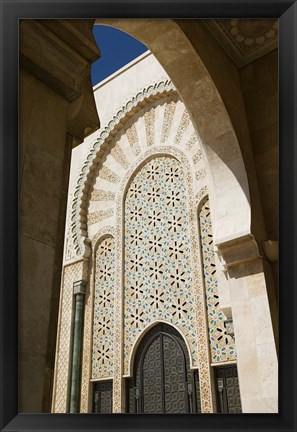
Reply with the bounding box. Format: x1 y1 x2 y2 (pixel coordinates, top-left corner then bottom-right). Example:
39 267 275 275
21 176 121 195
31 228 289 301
91 25 148 86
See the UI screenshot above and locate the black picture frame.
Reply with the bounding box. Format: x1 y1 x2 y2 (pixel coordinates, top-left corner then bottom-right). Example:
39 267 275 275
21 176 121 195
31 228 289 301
1 1 296 431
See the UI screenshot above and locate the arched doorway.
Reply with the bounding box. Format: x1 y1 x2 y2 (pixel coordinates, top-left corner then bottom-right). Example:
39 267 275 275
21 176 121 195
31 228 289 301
126 323 201 414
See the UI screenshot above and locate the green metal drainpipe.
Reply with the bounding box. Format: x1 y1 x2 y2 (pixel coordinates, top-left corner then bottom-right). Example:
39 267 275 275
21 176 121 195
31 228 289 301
70 280 87 413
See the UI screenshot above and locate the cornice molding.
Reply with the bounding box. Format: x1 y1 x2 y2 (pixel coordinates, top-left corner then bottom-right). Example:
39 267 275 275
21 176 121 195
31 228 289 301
20 19 99 102
20 19 100 142
202 19 278 67
216 234 261 269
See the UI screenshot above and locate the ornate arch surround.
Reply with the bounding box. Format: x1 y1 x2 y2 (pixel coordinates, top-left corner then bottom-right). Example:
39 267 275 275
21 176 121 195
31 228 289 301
84 145 214 412
117 147 208 368
67 81 176 261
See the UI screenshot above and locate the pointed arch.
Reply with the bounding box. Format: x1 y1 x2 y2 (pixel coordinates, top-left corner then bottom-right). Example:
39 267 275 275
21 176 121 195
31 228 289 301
126 319 195 377
111 147 213 413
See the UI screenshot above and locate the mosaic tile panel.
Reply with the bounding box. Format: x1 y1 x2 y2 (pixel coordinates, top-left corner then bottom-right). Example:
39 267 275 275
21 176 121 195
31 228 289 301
80 268 93 413
199 199 237 363
193 150 202 164
92 237 115 379
124 156 199 374
80 227 115 412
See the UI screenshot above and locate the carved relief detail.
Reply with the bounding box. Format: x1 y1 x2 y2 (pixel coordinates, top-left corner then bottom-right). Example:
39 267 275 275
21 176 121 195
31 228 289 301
99 166 120 184
161 98 177 143
111 144 130 169
88 209 114 226
175 111 190 145
126 123 141 156
90 189 116 201
186 132 199 150
144 107 155 147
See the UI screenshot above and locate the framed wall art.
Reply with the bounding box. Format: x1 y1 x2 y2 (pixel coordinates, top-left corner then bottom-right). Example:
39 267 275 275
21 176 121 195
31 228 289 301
1 1 296 432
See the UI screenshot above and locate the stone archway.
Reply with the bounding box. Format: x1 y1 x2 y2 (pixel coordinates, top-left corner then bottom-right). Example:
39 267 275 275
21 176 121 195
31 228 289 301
95 19 251 247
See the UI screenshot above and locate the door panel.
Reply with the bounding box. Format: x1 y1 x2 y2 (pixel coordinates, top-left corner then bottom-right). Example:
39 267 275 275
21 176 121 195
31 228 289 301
163 334 188 413
142 336 163 413
215 365 242 413
93 380 113 413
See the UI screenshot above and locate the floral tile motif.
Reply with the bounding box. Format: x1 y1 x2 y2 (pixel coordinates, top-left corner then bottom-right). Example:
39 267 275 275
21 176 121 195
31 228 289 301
198 200 236 363
92 237 115 379
124 157 199 374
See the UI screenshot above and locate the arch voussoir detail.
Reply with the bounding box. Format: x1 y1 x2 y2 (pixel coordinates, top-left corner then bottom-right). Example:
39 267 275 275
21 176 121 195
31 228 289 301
67 81 176 262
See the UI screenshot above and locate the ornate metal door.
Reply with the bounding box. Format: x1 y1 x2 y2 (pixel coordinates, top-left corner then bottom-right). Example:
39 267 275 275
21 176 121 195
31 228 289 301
126 323 201 414
93 380 113 413
215 366 242 413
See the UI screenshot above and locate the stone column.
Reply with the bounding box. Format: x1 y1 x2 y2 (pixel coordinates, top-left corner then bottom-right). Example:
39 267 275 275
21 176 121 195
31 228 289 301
19 19 100 412
218 235 278 413
69 280 87 413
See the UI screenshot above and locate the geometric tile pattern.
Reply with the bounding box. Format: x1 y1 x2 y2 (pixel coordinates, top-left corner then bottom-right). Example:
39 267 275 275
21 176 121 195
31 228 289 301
80 226 115 413
199 199 236 362
92 237 115 379
124 156 199 374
